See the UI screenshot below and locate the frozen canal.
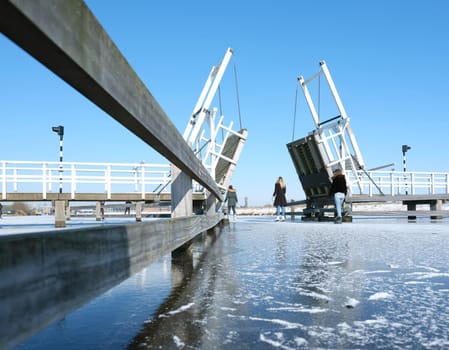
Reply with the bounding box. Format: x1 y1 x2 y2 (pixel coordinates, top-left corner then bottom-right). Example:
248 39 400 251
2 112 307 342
8 216 449 349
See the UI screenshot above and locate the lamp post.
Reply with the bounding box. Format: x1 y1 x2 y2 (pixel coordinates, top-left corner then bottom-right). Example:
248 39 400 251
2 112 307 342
52 125 64 195
402 144 411 194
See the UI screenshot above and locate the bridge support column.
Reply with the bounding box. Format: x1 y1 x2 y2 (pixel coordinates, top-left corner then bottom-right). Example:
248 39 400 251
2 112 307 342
171 165 192 218
95 201 104 221
204 194 218 216
54 200 66 228
430 200 442 220
65 203 71 221
406 202 417 221
135 202 143 222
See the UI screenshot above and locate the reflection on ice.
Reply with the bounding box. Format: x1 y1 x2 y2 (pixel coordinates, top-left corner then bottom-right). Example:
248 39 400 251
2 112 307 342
126 217 449 349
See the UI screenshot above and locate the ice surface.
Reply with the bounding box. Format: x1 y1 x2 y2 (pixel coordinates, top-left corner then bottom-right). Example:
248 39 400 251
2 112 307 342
13 215 449 349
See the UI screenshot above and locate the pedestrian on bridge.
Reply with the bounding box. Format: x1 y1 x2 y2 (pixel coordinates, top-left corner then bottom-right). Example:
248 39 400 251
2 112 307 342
330 169 347 224
225 185 238 221
273 176 287 221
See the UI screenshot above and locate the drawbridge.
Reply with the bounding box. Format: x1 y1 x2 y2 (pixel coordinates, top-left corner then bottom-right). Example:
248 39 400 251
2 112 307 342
287 61 449 220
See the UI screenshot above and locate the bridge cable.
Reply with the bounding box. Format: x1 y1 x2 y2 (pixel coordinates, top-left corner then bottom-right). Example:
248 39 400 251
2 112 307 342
351 154 385 196
233 62 243 130
292 83 298 141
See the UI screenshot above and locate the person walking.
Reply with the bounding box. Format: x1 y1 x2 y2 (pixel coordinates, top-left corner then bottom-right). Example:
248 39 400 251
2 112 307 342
225 185 238 221
330 168 347 224
273 176 287 221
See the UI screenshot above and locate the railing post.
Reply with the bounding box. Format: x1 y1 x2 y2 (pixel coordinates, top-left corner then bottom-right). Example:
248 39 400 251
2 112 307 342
430 173 435 194
390 173 395 196
13 169 17 192
368 172 372 196
71 164 76 199
140 164 145 199
2 161 6 200
133 166 138 192
106 165 111 199
42 163 47 200
446 173 449 193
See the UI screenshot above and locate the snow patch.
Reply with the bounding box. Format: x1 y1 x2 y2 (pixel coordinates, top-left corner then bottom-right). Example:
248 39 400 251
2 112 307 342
173 335 185 348
158 302 195 318
368 292 393 301
267 306 327 314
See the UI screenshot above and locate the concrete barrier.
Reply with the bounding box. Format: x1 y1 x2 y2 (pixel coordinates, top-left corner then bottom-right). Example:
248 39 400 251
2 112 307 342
0 214 223 349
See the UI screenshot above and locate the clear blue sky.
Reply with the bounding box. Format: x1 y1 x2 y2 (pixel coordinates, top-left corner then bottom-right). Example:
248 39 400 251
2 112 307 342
1 1 449 206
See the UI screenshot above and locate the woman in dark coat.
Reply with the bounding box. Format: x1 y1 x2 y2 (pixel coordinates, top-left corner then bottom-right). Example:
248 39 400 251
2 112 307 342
273 176 287 221
225 185 238 220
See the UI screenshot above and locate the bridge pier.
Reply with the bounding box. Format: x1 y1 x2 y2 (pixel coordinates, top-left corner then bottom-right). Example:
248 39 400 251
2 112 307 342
66 203 71 221
171 165 193 217
54 200 66 228
135 201 143 222
430 199 443 220
95 201 104 221
404 199 444 220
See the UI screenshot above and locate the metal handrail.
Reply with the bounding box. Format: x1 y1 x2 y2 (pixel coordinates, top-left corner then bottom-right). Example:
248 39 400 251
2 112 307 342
347 170 449 196
1 160 171 200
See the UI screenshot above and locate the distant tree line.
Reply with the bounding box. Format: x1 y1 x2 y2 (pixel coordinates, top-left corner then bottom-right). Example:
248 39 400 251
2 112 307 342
1 202 31 215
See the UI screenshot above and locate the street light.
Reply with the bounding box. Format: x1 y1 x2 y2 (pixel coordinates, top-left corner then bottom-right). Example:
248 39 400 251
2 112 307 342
52 125 64 194
402 144 411 194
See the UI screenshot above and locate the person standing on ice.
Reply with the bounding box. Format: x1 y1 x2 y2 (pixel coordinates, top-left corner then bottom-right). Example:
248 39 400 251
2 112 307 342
225 185 238 220
273 176 287 221
330 168 347 224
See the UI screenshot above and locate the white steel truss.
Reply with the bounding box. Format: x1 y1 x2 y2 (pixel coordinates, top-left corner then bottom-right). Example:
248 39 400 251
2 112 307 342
183 48 247 193
298 60 365 194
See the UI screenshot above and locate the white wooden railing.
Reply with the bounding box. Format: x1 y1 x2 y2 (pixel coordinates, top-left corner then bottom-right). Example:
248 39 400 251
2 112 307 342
347 170 449 196
1 160 171 200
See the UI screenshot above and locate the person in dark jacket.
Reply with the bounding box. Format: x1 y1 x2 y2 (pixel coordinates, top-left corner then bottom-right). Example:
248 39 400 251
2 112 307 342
273 176 287 221
225 185 238 220
330 169 347 224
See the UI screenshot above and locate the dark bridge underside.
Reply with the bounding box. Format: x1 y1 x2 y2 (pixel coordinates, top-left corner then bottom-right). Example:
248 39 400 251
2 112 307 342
0 0 221 200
